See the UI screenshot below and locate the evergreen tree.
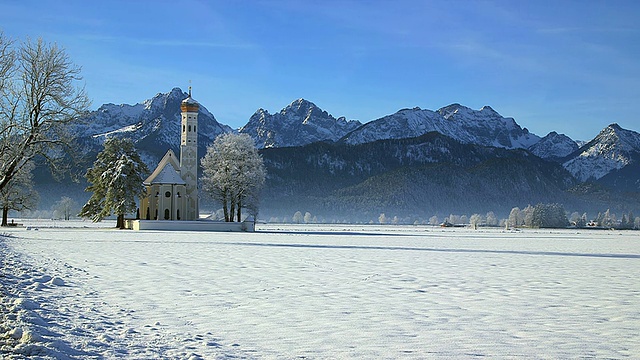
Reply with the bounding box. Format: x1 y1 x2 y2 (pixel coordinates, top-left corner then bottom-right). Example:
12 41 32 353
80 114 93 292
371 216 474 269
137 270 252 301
79 138 149 229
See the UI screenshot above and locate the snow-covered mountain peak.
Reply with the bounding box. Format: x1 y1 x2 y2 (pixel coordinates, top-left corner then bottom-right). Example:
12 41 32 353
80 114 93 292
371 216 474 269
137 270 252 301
528 131 578 160
563 123 640 182
240 99 362 148
74 88 231 166
341 103 540 149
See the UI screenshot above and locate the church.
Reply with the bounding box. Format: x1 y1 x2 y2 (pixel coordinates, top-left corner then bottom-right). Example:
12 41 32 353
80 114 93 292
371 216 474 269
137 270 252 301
139 89 199 221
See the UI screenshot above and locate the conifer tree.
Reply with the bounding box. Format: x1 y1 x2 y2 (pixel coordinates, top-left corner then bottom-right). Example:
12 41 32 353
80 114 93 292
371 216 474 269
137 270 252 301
79 138 148 228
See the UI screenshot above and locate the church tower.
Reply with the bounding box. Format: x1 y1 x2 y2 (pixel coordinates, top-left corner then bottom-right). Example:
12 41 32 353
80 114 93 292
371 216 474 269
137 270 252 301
180 88 199 220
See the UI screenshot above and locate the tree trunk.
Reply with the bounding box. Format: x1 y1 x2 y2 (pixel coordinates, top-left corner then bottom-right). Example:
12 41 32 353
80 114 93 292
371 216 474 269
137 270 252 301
116 214 125 229
230 201 236 222
223 199 229 222
236 199 242 222
1 206 8 226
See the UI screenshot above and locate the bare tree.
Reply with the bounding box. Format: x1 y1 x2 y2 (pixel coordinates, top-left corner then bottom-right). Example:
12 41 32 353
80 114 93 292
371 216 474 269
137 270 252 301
0 160 38 226
0 33 90 194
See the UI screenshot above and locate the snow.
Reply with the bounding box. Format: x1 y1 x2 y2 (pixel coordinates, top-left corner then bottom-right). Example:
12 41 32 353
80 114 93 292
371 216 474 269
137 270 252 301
2 221 639 358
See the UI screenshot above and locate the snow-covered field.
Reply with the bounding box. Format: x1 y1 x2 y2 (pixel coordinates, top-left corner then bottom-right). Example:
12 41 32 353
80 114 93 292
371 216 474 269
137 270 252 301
1 221 639 359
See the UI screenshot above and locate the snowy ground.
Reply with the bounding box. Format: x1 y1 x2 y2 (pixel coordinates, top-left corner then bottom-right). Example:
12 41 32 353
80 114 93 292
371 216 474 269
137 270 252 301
1 221 639 359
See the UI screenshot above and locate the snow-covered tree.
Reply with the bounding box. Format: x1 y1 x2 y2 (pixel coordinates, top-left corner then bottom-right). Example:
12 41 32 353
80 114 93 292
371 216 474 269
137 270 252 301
0 34 90 194
79 138 149 229
485 211 498 227
292 211 303 223
378 213 387 224
0 160 37 226
634 217 640 230
508 207 522 228
528 203 568 228
469 214 482 230
53 196 76 220
304 211 313 224
429 215 439 226
448 214 461 225
201 133 266 222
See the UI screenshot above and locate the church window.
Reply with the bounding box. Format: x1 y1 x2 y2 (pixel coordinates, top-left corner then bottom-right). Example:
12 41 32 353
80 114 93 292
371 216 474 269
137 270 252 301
194 125 196 132
177 209 181 220
164 209 170 220
189 125 192 132
165 191 171 198
183 125 185 133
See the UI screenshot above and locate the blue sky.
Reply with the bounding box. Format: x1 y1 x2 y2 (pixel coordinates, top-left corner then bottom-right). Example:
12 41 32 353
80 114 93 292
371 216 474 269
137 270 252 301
1 0 638 141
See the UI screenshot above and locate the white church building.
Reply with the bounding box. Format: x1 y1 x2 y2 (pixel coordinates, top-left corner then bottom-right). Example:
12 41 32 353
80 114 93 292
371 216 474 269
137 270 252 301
139 91 199 221
129 89 254 231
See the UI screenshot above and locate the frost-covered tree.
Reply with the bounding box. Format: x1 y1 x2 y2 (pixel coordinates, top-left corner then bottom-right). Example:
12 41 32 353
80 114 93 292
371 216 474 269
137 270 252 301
53 196 76 220
79 138 149 229
485 211 498 227
635 217 640 230
469 214 482 230
600 209 615 228
528 203 568 228
378 213 387 224
508 207 522 228
304 211 313 224
201 133 266 222
292 211 303 223
0 34 90 194
429 215 439 226
0 160 37 226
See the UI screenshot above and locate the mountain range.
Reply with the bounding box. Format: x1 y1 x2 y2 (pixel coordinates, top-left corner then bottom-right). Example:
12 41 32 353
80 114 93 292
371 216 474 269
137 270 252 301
34 88 640 221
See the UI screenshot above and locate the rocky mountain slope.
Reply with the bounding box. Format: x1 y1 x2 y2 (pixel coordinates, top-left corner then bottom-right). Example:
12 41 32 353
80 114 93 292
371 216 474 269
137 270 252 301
239 99 361 149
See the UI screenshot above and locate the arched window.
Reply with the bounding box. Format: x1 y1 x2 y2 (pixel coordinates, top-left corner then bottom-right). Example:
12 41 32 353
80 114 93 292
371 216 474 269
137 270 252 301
189 125 192 132
183 125 185 133
164 209 170 220
165 191 171 198
177 209 181 220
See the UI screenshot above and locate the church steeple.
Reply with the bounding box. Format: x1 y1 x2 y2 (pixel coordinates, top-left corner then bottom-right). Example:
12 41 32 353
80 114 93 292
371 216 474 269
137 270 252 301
180 88 199 220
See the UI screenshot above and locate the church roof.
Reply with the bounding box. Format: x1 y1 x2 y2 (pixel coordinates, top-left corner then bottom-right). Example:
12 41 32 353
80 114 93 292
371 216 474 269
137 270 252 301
143 149 186 185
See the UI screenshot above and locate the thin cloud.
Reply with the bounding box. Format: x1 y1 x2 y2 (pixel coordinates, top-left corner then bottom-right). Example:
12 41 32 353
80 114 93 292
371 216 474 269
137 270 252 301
77 34 256 49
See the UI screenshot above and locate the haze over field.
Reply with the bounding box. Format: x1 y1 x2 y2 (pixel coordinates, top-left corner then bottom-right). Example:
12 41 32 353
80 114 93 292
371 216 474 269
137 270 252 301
1 222 639 358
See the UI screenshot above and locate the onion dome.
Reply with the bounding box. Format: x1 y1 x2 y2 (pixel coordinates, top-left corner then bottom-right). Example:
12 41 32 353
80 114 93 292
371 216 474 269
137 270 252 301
181 88 199 112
